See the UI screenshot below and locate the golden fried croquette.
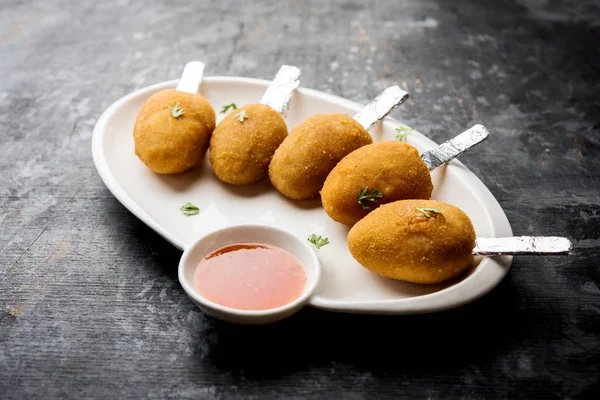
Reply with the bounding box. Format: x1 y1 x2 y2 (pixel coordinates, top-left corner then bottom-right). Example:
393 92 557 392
347 199 476 284
133 89 216 174
321 141 433 226
209 104 288 185
268 114 372 200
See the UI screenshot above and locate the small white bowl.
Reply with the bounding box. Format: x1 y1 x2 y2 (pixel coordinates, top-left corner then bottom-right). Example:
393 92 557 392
178 224 322 325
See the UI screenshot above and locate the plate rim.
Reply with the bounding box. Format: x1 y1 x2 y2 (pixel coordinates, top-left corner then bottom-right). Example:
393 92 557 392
92 76 514 315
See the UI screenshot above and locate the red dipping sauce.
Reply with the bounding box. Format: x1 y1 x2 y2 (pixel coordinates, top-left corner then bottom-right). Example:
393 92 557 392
194 243 307 310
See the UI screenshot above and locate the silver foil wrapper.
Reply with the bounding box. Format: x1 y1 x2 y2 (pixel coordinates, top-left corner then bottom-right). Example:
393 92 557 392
473 236 572 255
420 124 490 170
176 61 205 94
259 65 301 116
353 86 409 130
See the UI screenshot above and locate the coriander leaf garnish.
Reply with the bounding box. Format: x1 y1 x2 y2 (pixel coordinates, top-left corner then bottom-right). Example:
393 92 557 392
168 103 185 118
395 126 413 142
220 103 238 114
416 207 443 218
357 186 383 210
308 234 329 249
235 110 247 122
180 202 199 216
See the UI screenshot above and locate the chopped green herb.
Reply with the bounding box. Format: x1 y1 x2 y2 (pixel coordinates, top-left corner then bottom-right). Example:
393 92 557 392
357 186 383 210
235 110 247 122
395 126 413 142
220 103 238 114
308 234 329 249
180 202 199 216
168 103 185 118
416 207 444 218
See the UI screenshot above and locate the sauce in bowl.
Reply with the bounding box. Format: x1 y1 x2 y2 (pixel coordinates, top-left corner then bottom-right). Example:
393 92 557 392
194 243 307 310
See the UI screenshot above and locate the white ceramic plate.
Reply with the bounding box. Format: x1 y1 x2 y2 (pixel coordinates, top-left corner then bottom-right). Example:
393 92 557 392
92 76 513 315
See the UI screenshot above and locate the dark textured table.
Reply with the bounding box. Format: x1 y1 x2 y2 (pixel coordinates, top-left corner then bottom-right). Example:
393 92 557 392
2 0 599 398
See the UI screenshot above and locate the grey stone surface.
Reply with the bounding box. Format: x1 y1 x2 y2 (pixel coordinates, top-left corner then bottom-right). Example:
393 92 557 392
1 0 599 398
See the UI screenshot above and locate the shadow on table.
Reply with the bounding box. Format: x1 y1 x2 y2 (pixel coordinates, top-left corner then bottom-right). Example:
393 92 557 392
199 272 552 379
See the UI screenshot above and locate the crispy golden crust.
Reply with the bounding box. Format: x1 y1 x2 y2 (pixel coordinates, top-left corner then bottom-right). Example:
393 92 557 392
321 141 433 226
209 104 288 185
347 200 476 284
133 90 215 174
268 114 372 200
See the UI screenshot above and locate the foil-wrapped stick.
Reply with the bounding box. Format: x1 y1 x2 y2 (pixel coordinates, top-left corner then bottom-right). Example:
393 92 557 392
421 124 490 170
353 86 410 130
473 236 573 255
260 65 301 116
176 61 206 94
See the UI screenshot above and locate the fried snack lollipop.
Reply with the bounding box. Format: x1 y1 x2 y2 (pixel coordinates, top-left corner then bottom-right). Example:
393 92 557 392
321 125 489 226
209 66 301 185
268 86 409 200
133 62 216 174
348 199 572 284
